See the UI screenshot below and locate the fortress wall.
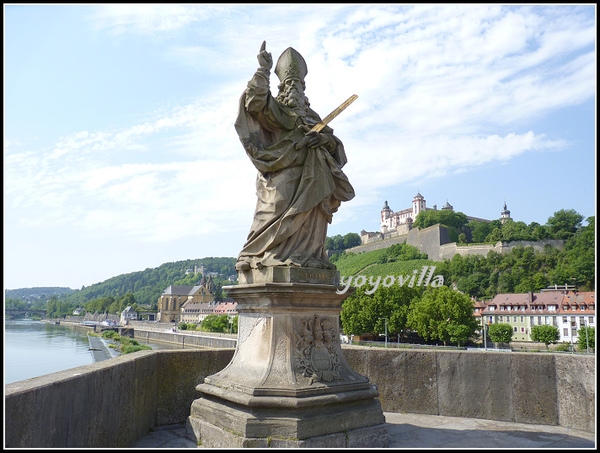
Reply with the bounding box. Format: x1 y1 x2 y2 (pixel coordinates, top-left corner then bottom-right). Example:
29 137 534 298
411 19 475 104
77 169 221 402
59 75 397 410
349 234 409 254
354 225 565 262
501 239 565 253
406 224 447 260
5 347 594 447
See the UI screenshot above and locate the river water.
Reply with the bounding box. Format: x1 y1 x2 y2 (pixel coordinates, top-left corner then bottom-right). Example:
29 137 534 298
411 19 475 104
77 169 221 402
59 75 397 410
4 319 184 385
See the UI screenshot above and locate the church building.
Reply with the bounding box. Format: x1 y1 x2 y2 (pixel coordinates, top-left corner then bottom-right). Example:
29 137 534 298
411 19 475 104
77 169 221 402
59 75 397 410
157 274 215 323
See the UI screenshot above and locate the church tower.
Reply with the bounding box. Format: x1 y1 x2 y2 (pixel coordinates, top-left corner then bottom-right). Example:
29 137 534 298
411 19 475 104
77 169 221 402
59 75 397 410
500 200 511 224
381 200 392 222
381 200 393 233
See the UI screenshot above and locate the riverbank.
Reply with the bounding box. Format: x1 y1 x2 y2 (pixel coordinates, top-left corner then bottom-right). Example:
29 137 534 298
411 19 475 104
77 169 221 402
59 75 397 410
49 319 237 352
87 333 118 362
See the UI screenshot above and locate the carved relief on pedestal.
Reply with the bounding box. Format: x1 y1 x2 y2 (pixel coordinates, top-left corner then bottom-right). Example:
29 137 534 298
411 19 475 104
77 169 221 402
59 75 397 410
293 315 341 384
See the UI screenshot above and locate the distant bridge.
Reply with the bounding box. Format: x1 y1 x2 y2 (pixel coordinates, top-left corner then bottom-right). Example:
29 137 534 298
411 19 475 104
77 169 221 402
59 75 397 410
5 309 47 318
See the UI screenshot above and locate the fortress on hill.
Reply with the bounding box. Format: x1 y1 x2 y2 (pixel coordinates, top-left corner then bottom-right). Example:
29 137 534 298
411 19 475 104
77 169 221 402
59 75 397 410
356 192 563 261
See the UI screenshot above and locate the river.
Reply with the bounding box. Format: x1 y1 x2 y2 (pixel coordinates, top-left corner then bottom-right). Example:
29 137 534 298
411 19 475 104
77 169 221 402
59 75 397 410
4 318 185 385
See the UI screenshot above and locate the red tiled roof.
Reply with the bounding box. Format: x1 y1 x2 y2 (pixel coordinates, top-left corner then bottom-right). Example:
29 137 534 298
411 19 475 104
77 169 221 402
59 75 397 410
481 291 595 316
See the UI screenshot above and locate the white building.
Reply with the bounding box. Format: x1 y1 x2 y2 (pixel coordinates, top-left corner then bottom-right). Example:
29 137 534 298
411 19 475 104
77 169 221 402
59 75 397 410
557 292 595 343
481 291 595 346
380 192 494 234
120 306 138 325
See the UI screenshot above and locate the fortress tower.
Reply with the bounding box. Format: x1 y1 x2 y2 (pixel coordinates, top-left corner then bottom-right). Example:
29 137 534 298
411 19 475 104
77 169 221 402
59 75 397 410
412 192 426 218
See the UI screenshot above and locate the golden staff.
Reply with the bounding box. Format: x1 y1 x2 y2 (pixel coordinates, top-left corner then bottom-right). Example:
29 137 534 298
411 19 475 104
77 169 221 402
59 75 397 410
309 94 358 133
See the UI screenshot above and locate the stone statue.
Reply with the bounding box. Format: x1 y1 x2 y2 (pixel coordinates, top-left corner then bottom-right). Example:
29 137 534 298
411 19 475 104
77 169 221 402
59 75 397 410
234 42 355 271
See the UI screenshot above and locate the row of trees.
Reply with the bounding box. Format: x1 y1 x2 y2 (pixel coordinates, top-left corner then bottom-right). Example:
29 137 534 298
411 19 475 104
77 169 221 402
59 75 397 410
413 208 587 244
488 323 595 351
341 285 479 346
341 283 596 350
178 314 238 334
325 232 361 251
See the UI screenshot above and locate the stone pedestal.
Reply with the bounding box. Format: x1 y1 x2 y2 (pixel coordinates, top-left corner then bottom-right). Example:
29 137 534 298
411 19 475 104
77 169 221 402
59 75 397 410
187 267 388 448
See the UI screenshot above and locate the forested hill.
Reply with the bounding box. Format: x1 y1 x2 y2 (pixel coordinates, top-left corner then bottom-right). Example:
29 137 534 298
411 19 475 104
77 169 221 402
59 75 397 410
5 287 76 303
7 257 237 308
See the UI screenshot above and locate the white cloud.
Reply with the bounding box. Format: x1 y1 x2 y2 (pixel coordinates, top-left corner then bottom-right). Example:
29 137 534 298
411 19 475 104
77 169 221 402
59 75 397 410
90 4 214 35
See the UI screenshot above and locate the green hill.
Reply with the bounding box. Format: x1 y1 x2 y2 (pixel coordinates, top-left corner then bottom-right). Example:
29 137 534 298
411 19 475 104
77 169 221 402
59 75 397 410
7 257 237 310
5 287 75 303
68 257 237 307
333 243 436 279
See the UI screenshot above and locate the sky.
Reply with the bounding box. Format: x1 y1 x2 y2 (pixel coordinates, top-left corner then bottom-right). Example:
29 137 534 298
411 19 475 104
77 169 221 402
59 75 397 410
4 4 597 290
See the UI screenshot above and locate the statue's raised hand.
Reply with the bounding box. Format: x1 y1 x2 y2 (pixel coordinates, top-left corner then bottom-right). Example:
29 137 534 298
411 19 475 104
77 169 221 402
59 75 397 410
257 41 273 71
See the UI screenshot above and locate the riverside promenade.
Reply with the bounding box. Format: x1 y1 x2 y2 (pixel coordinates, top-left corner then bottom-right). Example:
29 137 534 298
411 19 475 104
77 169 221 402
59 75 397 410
131 412 596 448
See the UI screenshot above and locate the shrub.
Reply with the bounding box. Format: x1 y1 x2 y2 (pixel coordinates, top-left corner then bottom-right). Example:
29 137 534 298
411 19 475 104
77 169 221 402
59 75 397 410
102 330 118 339
122 344 152 354
556 342 571 352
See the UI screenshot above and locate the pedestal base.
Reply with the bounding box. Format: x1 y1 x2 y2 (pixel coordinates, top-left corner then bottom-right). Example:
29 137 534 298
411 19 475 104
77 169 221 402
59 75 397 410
187 417 389 448
187 268 387 448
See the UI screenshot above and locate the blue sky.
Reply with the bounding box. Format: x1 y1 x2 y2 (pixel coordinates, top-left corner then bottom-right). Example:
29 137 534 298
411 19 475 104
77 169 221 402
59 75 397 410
4 4 596 290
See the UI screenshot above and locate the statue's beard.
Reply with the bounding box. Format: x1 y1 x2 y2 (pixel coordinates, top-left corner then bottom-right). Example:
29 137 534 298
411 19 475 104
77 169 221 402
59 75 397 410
277 85 309 112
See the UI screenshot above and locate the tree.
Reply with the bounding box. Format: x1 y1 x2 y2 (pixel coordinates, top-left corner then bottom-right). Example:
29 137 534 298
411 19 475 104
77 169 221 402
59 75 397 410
546 209 584 239
487 323 513 348
201 314 231 333
326 232 361 251
530 325 560 350
340 284 421 339
413 210 468 230
118 293 136 311
468 220 499 243
406 286 478 346
562 216 595 290
577 326 595 351
343 232 361 249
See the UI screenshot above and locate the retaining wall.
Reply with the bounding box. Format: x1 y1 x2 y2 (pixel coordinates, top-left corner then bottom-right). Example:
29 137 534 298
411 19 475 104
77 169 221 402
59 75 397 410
133 328 237 349
4 347 594 447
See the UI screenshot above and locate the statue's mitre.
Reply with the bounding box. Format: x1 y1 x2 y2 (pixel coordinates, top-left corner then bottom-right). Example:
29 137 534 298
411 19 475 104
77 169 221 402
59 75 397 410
275 47 308 82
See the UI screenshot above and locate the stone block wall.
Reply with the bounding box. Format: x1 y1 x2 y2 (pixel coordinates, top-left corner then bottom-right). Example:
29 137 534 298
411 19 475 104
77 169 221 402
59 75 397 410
342 347 594 432
352 225 565 263
5 349 234 448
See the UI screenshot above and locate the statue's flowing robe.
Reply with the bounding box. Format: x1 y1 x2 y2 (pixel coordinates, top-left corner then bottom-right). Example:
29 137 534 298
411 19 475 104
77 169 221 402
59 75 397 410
234 70 355 269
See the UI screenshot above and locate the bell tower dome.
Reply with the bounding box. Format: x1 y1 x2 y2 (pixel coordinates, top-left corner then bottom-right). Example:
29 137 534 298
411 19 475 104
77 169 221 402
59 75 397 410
501 200 511 224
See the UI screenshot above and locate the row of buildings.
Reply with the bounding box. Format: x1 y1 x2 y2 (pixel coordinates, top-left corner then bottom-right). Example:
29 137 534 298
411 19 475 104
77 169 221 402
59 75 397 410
473 287 595 344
